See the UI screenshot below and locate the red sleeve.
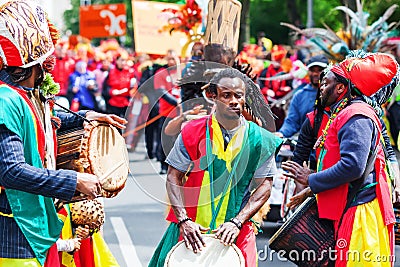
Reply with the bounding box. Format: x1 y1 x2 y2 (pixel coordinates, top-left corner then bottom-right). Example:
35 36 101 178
153 69 167 90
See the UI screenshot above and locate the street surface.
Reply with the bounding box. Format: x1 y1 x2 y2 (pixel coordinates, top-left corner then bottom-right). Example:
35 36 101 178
102 141 400 267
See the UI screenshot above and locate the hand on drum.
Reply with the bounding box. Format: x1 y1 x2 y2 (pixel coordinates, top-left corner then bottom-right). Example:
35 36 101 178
85 111 127 129
281 161 312 186
76 173 102 199
287 187 313 210
179 220 209 253
212 222 240 246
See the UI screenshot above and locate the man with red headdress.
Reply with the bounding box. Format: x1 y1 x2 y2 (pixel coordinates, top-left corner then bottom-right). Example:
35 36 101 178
282 51 399 266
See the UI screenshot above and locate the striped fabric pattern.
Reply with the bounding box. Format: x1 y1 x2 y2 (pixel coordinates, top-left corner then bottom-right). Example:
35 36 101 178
0 82 82 263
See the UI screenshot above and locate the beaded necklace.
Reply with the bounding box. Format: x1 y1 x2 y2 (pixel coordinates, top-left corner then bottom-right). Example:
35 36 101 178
318 98 349 148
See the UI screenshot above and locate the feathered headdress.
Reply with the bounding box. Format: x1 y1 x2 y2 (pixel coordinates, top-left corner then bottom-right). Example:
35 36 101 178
281 0 399 62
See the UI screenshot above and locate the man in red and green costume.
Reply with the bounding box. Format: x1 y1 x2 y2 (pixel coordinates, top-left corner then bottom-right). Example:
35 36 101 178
149 68 282 267
0 1 126 266
283 51 399 267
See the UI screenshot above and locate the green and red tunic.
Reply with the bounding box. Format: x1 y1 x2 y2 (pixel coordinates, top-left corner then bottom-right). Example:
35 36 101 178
150 115 282 267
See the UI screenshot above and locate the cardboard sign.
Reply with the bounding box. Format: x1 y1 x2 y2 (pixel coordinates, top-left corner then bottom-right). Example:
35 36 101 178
80 4 127 38
132 0 187 55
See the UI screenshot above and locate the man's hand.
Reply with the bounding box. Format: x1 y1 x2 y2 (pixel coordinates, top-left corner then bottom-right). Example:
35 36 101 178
85 111 127 129
287 187 313 210
212 222 240 246
71 238 82 251
393 185 400 204
111 88 129 96
76 173 101 200
273 132 284 138
75 225 90 239
185 105 207 117
391 162 400 204
179 220 209 253
281 161 312 186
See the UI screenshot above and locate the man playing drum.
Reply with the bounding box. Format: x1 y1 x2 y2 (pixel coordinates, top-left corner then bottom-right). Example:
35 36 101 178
282 51 399 266
149 68 282 267
0 1 126 266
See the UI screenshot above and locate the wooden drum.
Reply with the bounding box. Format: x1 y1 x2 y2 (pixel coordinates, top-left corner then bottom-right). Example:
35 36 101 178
165 234 244 267
57 122 129 198
269 197 335 267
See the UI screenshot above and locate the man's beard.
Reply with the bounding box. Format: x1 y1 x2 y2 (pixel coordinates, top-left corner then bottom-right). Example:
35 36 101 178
321 86 335 107
34 70 45 88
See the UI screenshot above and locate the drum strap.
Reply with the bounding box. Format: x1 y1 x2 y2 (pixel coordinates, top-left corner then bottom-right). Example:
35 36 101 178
335 137 379 239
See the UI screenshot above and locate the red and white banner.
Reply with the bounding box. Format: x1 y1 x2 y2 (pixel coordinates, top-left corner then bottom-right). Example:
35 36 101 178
80 4 127 39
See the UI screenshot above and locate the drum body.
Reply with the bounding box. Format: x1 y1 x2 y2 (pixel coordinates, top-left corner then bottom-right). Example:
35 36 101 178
56 123 129 197
269 197 335 267
165 234 244 267
57 127 86 172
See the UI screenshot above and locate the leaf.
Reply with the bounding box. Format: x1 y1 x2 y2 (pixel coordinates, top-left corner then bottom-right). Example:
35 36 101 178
40 73 60 96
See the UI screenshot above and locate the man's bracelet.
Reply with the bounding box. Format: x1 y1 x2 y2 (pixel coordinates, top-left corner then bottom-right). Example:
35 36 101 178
229 217 243 230
177 217 192 228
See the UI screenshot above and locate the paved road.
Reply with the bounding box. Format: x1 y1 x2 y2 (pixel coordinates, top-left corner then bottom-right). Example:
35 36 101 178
102 142 400 266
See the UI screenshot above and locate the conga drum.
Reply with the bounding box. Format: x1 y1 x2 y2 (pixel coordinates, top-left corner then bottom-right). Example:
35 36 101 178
165 234 245 267
56 122 129 198
269 197 335 267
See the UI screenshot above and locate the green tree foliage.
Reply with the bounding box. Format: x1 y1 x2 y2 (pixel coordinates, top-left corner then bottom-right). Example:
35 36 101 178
249 0 291 44
249 0 399 45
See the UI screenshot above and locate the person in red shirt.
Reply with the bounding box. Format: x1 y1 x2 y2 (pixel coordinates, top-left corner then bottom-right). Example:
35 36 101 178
51 44 75 102
153 49 181 174
103 53 137 117
259 45 292 129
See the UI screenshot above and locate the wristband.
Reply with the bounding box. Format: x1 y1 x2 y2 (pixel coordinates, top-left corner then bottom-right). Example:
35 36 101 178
229 217 243 229
177 217 192 228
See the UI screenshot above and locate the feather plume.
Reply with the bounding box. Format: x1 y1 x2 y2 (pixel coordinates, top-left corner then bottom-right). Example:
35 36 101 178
334 6 361 25
381 4 399 23
282 2 398 62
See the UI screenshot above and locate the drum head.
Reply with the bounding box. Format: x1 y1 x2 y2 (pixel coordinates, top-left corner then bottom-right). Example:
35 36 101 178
165 234 244 267
87 124 129 193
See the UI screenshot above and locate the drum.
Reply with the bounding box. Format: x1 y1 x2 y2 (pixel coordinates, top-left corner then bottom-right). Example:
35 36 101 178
165 234 245 267
393 204 400 245
56 122 129 198
269 197 335 267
